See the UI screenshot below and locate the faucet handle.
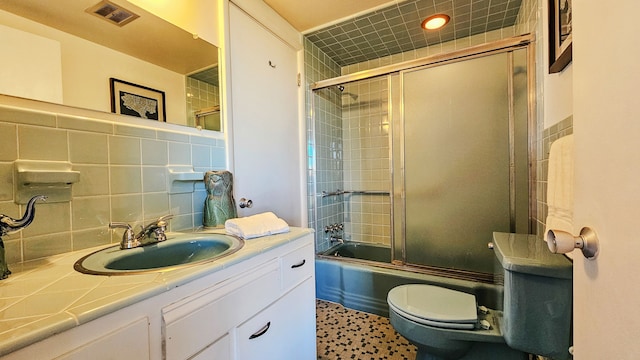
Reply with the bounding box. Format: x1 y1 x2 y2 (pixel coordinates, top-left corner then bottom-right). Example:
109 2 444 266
109 222 132 231
109 222 139 249
156 214 174 222
154 214 173 232
152 214 173 232
137 215 173 244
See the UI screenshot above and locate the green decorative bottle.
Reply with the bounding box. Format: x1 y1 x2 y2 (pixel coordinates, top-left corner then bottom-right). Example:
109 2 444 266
203 171 238 228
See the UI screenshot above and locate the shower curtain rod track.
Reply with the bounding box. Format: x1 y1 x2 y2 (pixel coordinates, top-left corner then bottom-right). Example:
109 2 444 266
321 190 390 198
311 33 533 91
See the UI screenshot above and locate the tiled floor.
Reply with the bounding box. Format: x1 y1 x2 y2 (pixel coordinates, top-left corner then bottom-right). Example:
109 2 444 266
316 300 417 360
316 300 545 360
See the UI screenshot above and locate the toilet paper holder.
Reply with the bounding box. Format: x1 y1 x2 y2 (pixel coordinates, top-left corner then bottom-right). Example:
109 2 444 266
546 227 599 260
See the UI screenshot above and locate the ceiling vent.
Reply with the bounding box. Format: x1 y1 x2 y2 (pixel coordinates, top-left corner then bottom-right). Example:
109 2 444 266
86 0 139 27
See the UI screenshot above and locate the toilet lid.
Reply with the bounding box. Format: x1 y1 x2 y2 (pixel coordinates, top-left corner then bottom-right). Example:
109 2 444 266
387 284 478 330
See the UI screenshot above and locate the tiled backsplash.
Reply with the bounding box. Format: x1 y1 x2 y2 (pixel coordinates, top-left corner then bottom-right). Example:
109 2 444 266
0 102 226 265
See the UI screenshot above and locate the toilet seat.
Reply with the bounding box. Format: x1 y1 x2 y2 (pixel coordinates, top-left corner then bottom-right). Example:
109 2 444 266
387 284 478 330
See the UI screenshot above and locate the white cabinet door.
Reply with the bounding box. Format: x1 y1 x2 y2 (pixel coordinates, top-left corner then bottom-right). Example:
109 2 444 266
228 4 302 226
188 334 230 360
55 318 150 360
163 262 281 360
236 278 316 360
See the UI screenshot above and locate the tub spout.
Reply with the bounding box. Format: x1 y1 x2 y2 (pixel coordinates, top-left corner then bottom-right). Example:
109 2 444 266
0 195 47 279
330 235 344 244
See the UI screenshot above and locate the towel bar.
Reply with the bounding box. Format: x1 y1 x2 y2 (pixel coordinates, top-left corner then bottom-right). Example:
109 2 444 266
321 189 390 198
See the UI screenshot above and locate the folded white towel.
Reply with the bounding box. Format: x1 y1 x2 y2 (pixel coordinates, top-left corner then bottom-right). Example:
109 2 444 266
544 134 575 252
224 212 290 239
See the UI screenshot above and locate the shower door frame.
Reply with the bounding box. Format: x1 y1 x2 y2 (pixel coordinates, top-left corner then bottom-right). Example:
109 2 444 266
310 34 537 281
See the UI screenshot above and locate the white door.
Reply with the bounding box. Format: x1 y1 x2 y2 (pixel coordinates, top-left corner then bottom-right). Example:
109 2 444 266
572 1 640 358
228 4 302 226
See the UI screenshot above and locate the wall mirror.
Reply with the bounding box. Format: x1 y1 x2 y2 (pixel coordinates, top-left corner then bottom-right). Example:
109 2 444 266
0 0 221 131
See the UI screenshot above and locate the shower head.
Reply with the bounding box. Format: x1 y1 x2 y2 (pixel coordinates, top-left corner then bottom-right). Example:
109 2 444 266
336 85 358 101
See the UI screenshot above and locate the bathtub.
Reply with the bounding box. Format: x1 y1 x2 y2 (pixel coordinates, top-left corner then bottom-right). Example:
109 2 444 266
316 242 502 317
320 241 391 262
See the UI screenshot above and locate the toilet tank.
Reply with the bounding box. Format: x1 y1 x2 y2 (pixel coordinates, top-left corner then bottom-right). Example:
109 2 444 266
492 232 573 360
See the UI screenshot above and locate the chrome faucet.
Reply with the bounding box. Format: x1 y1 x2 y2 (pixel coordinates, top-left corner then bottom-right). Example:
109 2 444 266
324 223 344 233
325 222 345 245
0 195 47 279
109 214 173 249
330 234 344 245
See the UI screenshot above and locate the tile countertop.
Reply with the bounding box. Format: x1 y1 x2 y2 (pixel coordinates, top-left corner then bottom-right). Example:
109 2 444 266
0 227 313 356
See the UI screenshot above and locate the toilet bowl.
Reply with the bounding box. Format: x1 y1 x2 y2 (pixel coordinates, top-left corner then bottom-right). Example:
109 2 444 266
387 232 574 360
387 284 524 360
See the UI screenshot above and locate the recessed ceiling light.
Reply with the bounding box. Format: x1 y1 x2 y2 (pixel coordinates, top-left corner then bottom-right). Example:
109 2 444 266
421 14 450 30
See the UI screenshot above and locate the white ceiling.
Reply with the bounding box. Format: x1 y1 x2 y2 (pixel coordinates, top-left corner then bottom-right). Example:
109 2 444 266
263 0 403 32
0 0 217 74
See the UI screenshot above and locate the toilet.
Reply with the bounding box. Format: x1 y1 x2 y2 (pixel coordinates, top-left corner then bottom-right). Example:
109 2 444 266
387 232 573 360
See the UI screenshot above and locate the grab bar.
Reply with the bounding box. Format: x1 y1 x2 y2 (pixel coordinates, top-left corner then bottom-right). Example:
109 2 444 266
321 189 390 198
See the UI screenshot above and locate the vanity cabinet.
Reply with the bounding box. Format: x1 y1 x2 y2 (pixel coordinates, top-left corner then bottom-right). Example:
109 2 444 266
163 241 316 360
2 232 315 360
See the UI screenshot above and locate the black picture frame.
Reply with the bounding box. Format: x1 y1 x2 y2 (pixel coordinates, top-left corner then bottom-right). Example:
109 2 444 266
110 78 166 121
548 0 572 73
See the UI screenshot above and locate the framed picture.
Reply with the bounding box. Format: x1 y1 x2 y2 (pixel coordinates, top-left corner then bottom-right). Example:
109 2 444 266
110 78 166 121
548 0 572 73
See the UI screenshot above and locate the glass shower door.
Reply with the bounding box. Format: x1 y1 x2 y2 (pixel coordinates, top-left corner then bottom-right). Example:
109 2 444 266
401 52 514 274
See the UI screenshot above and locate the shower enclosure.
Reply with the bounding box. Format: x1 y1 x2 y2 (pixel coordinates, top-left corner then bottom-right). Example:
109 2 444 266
310 36 535 280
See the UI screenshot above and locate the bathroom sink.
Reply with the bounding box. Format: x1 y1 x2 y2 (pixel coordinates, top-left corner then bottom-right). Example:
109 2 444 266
74 233 244 275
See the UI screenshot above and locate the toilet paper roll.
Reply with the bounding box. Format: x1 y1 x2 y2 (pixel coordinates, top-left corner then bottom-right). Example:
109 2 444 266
545 229 578 254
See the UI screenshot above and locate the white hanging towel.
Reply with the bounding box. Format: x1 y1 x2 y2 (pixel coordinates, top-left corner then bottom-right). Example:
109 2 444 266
544 134 575 244
225 212 290 239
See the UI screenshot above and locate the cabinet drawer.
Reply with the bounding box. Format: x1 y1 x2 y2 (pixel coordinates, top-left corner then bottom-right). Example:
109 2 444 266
163 261 281 360
281 243 314 290
236 278 316 360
